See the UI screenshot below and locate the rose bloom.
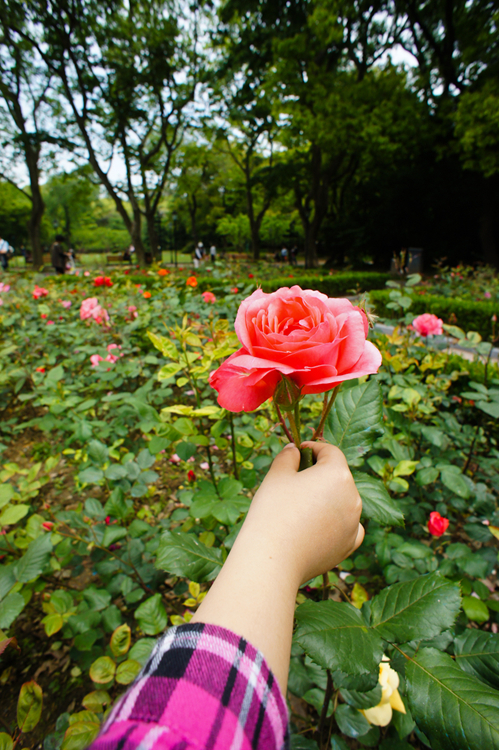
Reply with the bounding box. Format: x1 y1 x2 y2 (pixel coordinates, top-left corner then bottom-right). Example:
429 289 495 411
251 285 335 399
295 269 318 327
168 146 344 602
33 285 49 299
210 286 382 412
0 283 10 293
231 287 239 294
60 300 72 308
42 521 54 531
94 276 113 287
186 276 198 288
36 367 46 373
428 511 449 537
143 291 152 299
412 313 443 337
202 291 216 304
80 297 110 325
361 657 406 727
158 268 169 276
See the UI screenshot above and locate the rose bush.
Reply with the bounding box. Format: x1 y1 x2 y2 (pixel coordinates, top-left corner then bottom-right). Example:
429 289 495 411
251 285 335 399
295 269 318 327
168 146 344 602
210 286 382 412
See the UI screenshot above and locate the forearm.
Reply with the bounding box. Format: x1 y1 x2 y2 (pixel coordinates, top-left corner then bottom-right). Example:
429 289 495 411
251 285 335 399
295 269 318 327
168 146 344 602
191 523 301 693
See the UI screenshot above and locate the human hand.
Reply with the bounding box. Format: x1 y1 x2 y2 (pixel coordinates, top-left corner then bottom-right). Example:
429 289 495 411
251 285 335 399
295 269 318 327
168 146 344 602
243 441 364 585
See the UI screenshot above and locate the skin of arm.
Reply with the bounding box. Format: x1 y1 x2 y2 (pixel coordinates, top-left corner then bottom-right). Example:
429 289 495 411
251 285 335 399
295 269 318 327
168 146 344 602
191 440 364 693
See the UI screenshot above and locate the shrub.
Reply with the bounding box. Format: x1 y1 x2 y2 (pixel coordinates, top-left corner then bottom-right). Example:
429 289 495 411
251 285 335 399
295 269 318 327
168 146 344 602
370 289 499 341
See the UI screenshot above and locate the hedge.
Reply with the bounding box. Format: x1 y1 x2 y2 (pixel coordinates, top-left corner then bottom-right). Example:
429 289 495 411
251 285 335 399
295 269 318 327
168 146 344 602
260 272 391 296
369 289 499 341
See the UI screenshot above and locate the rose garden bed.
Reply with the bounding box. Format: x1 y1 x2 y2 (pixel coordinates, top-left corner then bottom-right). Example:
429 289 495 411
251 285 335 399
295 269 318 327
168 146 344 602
0 265 499 750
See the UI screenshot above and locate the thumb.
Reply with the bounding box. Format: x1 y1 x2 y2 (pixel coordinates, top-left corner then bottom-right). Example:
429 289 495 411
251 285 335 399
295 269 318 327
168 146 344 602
268 443 301 475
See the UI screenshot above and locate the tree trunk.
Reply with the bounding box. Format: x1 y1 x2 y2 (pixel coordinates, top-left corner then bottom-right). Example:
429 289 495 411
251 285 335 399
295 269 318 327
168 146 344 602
479 176 499 270
29 188 45 269
145 211 160 259
130 208 147 266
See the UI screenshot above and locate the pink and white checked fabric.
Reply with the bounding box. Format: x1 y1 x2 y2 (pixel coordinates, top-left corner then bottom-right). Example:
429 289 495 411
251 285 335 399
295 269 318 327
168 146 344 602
90 623 289 750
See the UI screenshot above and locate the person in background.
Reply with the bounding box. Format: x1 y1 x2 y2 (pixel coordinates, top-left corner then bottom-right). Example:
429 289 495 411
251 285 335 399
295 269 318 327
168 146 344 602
290 246 298 266
280 246 288 263
210 244 216 262
194 242 204 269
66 247 77 273
0 236 11 271
90 442 364 750
51 235 68 274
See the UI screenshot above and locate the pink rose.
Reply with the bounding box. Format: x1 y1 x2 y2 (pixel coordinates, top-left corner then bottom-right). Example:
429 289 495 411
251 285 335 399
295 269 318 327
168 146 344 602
80 297 110 325
412 313 443 337
202 291 216 304
60 300 72 308
33 285 49 299
90 354 104 367
0 283 10 293
209 286 382 412
484 291 491 299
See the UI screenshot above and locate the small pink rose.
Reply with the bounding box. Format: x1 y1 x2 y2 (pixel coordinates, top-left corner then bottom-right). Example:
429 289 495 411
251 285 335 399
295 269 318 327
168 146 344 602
412 313 443 337
90 354 104 367
200 462 210 470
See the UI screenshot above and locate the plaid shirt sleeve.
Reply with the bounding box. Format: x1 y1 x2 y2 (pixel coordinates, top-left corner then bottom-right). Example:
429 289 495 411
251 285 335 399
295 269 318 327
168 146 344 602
90 622 290 750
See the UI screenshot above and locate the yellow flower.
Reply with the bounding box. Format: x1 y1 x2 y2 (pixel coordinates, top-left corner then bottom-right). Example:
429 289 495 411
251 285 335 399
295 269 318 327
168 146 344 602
360 657 406 727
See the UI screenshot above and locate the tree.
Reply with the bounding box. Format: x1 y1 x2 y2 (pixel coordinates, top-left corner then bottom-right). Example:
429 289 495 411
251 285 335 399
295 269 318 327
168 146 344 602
44 166 99 246
21 0 202 265
396 0 499 266
0 1 57 266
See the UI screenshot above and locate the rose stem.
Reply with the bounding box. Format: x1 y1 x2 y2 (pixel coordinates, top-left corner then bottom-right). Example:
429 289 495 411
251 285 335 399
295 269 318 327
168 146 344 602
287 403 313 470
229 412 239 480
312 384 342 440
275 401 294 443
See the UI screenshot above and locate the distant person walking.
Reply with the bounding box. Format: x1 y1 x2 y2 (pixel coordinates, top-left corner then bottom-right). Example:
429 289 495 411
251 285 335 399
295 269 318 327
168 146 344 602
0 237 11 271
290 246 298 266
51 235 68 275
193 242 203 269
209 244 216 262
280 246 288 263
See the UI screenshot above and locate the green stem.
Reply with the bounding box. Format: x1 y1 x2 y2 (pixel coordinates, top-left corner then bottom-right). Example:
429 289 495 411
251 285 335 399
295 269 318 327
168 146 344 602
275 401 294 442
312 384 342 440
229 412 239 480
206 443 218 491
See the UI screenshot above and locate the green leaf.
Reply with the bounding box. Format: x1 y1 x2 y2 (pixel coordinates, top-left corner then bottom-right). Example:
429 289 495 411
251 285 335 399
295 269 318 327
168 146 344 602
134 594 168 636
295 600 384 676
353 472 404 526
340 684 382 710
370 573 461 643
462 596 489 623
454 630 499 690
81 691 111 712
115 659 142 685
158 362 182 380
102 526 128 547
42 613 64 636
334 704 371 738
406 648 499 750
78 467 104 485
104 464 128 481
0 564 16 601
128 638 156 666
15 534 53 583
17 681 43 733
0 484 14 509
110 624 131 658
0 733 13 750
83 587 112 612
155 531 223 582
440 467 470 498
218 478 244 499
50 590 74 614
89 656 116 684
147 332 178 359
324 380 382 466
87 440 108 466
175 441 197 461
0 592 25 629
0 503 30 525
61 721 100 750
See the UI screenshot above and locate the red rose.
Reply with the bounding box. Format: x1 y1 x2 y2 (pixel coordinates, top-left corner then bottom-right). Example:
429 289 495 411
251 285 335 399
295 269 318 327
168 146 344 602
248 273 254 278
187 470 196 482
36 367 46 373
42 522 54 531
210 286 382 412
105 516 111 525
428 511 449 537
